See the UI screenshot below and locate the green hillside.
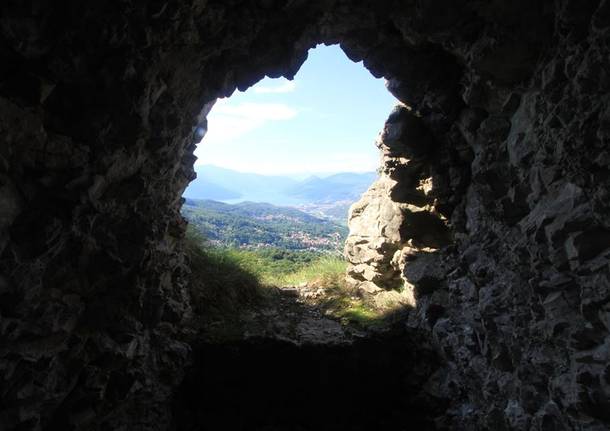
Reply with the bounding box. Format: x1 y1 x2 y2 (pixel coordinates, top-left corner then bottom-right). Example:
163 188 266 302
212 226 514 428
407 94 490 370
182 199 348 252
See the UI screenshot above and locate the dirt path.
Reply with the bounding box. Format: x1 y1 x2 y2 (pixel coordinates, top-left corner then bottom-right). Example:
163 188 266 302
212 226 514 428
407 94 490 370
239 284 367 345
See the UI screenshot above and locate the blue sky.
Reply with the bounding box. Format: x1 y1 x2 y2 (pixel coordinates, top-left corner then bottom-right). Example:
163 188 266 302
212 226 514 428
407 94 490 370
194 44 398 175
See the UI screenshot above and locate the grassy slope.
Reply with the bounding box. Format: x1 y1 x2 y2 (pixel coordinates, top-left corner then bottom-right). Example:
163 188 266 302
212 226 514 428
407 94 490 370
185 228 263 330
185 227 396 334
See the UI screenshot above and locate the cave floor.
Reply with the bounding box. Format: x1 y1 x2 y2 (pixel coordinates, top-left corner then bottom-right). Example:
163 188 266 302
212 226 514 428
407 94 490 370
173 283 443 431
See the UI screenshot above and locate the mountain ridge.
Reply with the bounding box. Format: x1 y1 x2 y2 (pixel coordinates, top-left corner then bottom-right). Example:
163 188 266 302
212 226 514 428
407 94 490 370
184 165 377 206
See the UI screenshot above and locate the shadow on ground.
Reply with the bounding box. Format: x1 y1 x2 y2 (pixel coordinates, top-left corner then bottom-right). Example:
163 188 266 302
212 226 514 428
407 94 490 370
172 328 445 431
176 233 448 430
173 300 446 431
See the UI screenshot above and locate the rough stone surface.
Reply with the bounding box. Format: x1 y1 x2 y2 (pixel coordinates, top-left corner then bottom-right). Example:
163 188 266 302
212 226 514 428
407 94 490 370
345 174 405 290
0 0 609 430
345 104 453 301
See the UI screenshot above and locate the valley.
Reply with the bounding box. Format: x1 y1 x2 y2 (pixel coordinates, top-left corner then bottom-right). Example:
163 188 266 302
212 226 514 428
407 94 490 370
182 199 348 252
183 165 377 222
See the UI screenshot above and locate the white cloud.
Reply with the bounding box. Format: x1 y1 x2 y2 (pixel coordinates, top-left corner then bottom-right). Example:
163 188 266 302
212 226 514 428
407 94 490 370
195 147 379 176
196 100 297 146
287 151 379 174
253 79 296 94
213 102 297 121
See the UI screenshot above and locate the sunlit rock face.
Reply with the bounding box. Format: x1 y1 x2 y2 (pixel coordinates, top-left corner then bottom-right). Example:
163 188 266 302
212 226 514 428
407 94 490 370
1 0 609 429
345 173 405 291
345 105 453 301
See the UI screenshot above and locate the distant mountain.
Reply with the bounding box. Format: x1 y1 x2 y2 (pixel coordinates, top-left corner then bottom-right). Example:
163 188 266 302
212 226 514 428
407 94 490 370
184 165 377 208
185 165 300 205
287 172 378 203
183 199 348 251
183 177 242 201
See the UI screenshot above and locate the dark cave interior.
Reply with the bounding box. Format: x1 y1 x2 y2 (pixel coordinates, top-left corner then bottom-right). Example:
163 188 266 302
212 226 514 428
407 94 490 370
0 1 609 430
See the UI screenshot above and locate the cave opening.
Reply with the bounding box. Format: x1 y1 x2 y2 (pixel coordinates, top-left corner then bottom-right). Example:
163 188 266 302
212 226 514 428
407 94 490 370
183 43 391 251
5 2 605 430
181 44 415 333
174 44 450 431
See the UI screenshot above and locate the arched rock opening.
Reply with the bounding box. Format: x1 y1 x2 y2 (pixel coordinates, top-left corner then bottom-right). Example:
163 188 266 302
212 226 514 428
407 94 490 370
1 1 609 430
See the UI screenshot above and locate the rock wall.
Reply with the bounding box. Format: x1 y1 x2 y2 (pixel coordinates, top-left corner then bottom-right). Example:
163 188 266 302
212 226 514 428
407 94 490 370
0 0 608 429
345 104 453 298
345 172 406 292
343 2 610 428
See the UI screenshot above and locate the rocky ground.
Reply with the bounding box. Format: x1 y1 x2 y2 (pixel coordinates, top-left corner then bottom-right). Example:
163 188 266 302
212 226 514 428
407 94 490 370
242 284 361 345
198 279 412 346
175 281 443 431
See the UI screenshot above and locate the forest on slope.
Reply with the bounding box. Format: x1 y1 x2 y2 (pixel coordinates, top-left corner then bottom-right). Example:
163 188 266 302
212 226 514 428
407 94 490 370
182 199 348 252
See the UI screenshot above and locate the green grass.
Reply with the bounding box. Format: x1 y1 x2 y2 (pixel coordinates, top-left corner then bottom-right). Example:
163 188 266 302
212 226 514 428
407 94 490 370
264 255 347 286
188 236 347 288
337 303 383 327
185 227 263 321
185 226 394 333
262 256 391 329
